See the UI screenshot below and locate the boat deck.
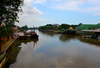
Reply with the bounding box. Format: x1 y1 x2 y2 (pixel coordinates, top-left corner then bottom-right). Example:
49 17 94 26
17 32 25 36
17 32 31 40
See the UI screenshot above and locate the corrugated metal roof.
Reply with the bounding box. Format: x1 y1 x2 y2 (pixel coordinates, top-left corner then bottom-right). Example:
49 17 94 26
76 24 100 30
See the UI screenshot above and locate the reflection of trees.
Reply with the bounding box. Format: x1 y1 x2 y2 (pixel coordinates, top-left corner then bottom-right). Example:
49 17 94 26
5 46 21 68
4 38 39 68
39 31 54 37
59 34 77 42
16 40 22 46
78 37 100 46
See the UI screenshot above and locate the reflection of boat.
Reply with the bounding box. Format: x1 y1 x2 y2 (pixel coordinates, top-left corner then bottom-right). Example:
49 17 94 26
20 38 39 44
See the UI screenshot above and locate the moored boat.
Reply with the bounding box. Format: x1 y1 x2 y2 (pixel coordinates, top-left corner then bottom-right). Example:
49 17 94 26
30 31 39 38
18 30 39 39
31 35 39 38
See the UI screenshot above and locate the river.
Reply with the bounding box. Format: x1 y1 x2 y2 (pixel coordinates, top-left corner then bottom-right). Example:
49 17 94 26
4 30 100 68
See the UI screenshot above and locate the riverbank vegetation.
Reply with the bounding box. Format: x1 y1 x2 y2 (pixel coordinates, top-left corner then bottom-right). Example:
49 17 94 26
39 23 78 31
0 0 23 53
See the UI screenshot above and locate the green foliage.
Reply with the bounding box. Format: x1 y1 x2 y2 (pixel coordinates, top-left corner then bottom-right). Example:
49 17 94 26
20 25 28 30
0 28 13 37
59 24 70 29
0 0 23 25
70 24 78 29
39 24 78 30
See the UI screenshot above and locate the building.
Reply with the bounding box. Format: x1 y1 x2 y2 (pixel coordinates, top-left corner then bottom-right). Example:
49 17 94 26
76 24 100 30
76 24 100 39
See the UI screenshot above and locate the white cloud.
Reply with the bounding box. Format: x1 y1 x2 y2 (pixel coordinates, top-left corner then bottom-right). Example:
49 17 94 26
34 0 47 4
23 0 44 15
16 0 49 27
53 0 85 10
50 0 62 2
24 0 32 3
23 5 44 15
16 14 49 27
94 12 100 16
52 0 100 13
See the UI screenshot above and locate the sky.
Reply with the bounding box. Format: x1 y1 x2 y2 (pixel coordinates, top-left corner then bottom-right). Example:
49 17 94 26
15 0 100 27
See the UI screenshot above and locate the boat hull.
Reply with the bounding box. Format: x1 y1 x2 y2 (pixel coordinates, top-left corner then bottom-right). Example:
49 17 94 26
31 35 39 38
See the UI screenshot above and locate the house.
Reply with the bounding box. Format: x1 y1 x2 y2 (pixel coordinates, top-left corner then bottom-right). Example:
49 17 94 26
76 24 100 30
76 24 100 39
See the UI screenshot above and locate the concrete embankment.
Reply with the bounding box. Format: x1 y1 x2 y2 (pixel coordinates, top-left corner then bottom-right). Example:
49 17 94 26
0 36 19 68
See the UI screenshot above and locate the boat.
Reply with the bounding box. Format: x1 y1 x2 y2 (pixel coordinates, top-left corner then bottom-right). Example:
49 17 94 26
30 31 39 38
18 30 39 39
31 35 38 38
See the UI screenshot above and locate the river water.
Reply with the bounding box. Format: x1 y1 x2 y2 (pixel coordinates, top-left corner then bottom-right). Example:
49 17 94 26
5 30 100 68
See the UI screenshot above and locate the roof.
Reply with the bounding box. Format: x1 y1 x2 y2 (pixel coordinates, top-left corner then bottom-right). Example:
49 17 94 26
76 24 100 30
69 27 73 29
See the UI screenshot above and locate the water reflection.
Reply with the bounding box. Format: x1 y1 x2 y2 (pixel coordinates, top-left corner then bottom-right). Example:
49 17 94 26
4 40 22 68
5 47 21 68
21 38 39 44
5 30 100 68
78 37 100 46
59 34 77 42
20 38 39 51
39 31 55 36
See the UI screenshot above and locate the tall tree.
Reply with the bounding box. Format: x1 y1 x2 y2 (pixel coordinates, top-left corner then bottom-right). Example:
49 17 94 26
0 0 23 26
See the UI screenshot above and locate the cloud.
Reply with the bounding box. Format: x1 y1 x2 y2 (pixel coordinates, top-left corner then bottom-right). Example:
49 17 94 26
55 1 80 10
23 0 44 15
83 7 100 12
24 0 32 3
50 0 62 2
51 0 100 13
33 0 47 4
51 0 84 10
94 12 100 16
23 5 44 15
16 14 49 27
16 0 49 27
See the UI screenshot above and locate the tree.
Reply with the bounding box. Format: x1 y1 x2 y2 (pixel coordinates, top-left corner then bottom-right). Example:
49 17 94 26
0 0 23 26
70 24 78 29
79 23 82 25
0 0 23 52
59 24 70 29
21 25 28 30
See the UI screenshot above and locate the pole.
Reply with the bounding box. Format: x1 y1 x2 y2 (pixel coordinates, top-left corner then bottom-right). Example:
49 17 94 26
33 26 35 32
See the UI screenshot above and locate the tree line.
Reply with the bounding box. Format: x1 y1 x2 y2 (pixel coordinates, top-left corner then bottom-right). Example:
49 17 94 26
39 24 78 30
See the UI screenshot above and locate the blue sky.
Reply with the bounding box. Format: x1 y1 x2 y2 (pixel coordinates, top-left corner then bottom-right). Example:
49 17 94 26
15 0 100 27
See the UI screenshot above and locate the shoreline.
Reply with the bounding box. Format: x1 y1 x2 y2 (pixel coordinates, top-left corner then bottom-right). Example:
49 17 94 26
0 36 19 68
